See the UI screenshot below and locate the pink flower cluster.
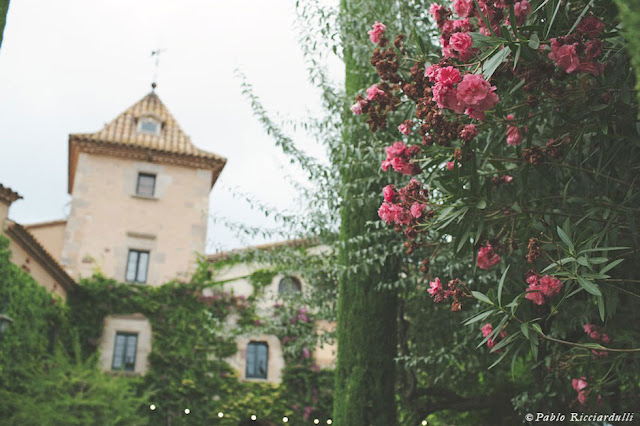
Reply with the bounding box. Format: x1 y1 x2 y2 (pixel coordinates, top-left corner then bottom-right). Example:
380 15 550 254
398 120 414 135
572 377 589 405
584 324 610 358
368 21 386 44
548 17 606 76
426 65 499 120
432 0 531 57
381 141 421 175
378 179 431 236
524 272 563 305
428 277 467 311
481 322 507 350
476 243 500 270
505 114 523 146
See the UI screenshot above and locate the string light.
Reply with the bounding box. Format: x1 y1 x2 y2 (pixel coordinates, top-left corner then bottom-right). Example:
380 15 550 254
149 404 156 411
184 409 190 415
422 421 428 425
251 414 257 421
314 420 320 425
218 412 224 418
282 416 289 423
327 420 333 425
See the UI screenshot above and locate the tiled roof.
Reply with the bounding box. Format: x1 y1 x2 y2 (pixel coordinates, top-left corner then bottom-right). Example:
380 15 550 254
0 183 23 206
68 92 226 193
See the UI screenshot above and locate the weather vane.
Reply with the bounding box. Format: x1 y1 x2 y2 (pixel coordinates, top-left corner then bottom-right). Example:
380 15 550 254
150 48 166 91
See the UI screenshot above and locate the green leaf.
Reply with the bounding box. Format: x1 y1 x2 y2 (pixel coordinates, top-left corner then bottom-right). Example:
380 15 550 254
576 277 602 296
556 226 574 252
577 257 589 267
463 310 494 325
488 347 511 369
476 199 487 210
482 46 512 80
531 323 543 335
520 323 529 339
472 291 494 305
597 295 605 322
528 33 540 49
600 259 624 274
497 265 510 306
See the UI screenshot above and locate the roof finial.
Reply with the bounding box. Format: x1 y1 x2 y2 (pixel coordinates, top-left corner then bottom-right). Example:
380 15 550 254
150 48 166 91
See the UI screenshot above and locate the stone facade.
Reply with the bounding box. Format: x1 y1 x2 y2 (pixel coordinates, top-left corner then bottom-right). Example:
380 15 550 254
99 313 152 375
61 153 212 285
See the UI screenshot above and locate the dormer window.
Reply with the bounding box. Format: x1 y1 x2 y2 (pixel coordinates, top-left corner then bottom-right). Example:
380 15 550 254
137 116 161 136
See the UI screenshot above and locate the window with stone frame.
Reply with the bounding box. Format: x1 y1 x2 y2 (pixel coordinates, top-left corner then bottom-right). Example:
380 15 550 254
111 332 138 371
245 341 268 379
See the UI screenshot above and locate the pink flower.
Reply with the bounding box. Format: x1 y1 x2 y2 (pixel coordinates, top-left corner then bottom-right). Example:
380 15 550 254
481 323 493 337
539 275 562 297
449 32 473 53
350 101 364 115
424 64 440 82
585 39 603 60
459 124 478 141
398 121 413 135
506 125 523 146
383 184 396 202
572 377 588 392
368 21 386 44
503 175 513 183
456 74 499 111
525 274 545 305
410 202 426 218
548 39 580 73
476 243 501 270
302 347 311 359
429 3 449 28
428 278 443 297
446 161 455 171
366 84 385 101
576 16 605 37
453 0 473 18
436 66 462 86
513 0 531 25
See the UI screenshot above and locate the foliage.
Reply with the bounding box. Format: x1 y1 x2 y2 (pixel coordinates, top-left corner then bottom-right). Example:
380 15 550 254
351 0 640 421
615 0 640 106
0 343 146 426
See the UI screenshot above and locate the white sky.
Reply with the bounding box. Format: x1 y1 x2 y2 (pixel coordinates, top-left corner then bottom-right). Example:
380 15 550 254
0 0 340 252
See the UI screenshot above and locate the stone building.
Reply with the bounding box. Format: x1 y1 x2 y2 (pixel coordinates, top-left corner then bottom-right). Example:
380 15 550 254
1 90 335 381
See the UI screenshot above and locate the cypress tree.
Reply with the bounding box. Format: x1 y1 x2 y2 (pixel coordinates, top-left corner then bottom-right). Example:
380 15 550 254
0 0 9 49
333 1 399 424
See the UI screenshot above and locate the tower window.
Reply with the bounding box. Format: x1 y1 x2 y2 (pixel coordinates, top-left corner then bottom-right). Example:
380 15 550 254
246 341 268 379
278 276 301 295
112 332 138 371
126 249 149 283
136 173 156 197
137 117 161 135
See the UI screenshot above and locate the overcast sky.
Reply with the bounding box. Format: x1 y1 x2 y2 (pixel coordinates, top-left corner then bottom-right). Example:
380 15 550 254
0 0 340 253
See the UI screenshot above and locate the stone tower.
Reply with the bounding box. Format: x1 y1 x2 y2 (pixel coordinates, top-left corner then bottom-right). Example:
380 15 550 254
61 91 226 285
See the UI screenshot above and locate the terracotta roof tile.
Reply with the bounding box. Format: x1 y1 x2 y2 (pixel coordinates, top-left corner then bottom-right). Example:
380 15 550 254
68 92 226 193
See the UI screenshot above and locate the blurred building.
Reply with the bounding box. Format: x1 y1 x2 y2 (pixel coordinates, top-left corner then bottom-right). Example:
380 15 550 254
0 91 335 381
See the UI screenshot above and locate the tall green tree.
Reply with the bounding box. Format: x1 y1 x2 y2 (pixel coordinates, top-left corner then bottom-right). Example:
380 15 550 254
0 0 10 48
333 1 400 424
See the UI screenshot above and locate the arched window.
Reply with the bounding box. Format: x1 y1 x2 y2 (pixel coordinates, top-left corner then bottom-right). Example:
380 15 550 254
246 341 268 379
278 276 301 295
137 116 161 136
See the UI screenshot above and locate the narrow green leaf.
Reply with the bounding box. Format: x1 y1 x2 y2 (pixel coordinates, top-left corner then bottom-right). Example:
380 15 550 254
472 291 494 305
576 277 602 296
520 322 529 339
463 310 494 325
489 347 511 369
600 259 624 274
597 295 605 322
556 226 574 251
497 265 510 306
482 46 512 80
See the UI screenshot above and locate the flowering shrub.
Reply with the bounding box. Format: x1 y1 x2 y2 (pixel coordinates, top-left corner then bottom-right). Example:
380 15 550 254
353 0 640 414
